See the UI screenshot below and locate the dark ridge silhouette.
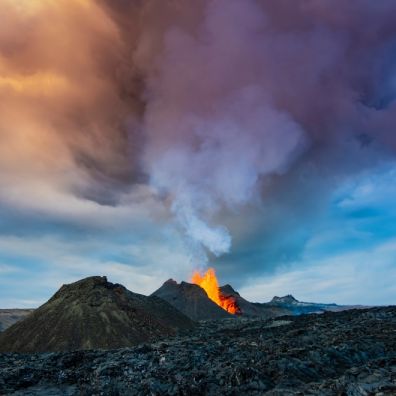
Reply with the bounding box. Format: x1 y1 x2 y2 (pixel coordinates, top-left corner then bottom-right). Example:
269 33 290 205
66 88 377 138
219 285 290 318
151 279 232 321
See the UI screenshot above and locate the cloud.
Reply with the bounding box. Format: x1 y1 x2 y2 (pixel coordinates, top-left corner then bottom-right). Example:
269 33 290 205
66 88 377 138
237 162 396 305
138 0 308 260
239 237 396 306
1 0 396 305
0 230 196 308
0 0 143 219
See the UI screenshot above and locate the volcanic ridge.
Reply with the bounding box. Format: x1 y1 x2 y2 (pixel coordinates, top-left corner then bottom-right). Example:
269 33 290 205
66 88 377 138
151 279 231 321
0 273 367 354
0 276 194 353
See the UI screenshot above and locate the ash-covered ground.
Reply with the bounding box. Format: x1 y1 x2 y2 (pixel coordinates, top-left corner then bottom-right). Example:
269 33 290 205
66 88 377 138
1 306 395 396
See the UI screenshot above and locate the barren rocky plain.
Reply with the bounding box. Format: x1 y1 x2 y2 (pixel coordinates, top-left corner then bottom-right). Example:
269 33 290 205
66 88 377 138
1 306 395 395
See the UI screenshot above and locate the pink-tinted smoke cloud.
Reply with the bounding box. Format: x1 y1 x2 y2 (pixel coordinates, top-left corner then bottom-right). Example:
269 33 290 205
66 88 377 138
1 0 396 268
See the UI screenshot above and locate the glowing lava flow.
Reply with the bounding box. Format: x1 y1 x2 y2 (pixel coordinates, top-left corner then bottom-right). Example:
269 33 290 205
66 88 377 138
191 268 238 314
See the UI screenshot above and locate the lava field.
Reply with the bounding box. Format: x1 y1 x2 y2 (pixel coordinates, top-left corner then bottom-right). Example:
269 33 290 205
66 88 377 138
1 306 395 395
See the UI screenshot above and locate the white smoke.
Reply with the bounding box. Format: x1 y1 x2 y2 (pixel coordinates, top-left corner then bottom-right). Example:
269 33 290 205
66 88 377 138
137 0 306 262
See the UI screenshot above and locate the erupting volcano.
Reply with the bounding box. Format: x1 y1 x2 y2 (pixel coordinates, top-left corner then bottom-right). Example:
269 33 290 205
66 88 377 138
191 268 239 314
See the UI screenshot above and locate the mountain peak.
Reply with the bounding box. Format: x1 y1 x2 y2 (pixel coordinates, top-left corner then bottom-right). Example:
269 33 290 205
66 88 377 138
219 284 240 297
271 295 298 304
152 280 231 321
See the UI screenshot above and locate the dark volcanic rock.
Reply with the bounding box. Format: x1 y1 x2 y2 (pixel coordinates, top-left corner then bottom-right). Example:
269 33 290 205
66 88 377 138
219 285 290 319
153 279 289 321
0 306 395 395
0 276 195 353
0 309 34 332
152 279 231 321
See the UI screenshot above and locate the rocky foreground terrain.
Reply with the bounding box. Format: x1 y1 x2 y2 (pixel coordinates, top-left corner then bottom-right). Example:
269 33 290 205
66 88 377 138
1 306 395 395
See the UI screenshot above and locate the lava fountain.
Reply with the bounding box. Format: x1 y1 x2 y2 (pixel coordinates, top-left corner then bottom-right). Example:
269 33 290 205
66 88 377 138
191 268 239 314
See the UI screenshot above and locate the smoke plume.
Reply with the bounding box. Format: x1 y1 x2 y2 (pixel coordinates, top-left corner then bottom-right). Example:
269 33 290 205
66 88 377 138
1 0 396 270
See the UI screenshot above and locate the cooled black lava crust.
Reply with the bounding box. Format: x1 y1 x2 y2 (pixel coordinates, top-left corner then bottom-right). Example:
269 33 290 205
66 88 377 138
1 306 395 395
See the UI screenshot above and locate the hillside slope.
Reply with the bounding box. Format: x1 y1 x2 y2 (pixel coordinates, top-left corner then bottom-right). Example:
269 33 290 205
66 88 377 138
0 276 195 353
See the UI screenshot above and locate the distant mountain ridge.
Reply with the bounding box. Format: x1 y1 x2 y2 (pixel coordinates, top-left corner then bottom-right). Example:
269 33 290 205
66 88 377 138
266 294 366 315
152 280 366 320
0 278 368 337
0 309 34 332
271 294 299 304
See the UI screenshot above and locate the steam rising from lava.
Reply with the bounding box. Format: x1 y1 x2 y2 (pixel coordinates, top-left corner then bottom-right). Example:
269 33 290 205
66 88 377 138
139 0 306 261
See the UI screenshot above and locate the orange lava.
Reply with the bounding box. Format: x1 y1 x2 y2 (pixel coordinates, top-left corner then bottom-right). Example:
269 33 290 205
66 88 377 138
191 268 238 314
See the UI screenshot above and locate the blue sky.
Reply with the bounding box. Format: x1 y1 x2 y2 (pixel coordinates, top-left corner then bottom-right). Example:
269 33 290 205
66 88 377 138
228 161 396 305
